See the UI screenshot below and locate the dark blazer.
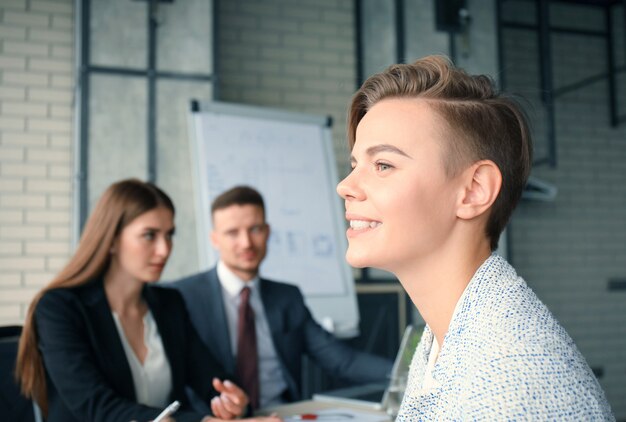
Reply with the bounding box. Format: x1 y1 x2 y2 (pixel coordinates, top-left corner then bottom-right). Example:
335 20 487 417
35 279 232 422
170 268 393 402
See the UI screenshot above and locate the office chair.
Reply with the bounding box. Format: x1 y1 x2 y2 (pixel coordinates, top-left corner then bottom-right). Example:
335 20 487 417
0 325 40 422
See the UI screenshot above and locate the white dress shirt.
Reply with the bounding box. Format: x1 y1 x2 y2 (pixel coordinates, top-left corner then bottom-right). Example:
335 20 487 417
217 261 288 408
112 310 172 408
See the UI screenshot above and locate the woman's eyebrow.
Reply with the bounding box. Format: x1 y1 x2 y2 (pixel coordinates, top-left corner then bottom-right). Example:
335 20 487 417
365 143 412 158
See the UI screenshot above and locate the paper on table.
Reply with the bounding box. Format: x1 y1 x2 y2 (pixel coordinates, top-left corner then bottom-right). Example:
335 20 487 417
284 407 389 422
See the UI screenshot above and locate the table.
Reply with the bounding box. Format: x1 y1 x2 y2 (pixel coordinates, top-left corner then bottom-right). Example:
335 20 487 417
256 399 392 421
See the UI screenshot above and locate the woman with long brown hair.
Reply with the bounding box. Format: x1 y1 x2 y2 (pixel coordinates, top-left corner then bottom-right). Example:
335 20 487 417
15 179 279 422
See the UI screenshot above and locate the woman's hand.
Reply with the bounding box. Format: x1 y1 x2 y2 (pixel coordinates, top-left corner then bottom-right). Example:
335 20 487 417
210 378 249 419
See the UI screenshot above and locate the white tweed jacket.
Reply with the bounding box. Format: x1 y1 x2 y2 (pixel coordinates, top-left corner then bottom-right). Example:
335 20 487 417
397 254 614 421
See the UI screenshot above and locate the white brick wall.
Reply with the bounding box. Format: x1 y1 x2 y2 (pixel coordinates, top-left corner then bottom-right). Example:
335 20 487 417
0 0 74 325
217 0 356 178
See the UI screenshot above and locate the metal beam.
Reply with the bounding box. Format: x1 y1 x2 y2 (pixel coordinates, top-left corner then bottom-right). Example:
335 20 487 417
501 21 607 37
537 0 557 167
87 65 213 81
77 0 90 233
354 0 364 87
606 3 618 127
497 0 507 90
395 0 405 63
147 0 157 183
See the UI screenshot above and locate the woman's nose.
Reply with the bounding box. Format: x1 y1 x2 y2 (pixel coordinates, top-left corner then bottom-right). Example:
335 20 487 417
337 168 364 201
155 236 171 257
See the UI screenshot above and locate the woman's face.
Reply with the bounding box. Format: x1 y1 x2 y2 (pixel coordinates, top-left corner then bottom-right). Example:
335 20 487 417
110 206 175 283
337 98 463 273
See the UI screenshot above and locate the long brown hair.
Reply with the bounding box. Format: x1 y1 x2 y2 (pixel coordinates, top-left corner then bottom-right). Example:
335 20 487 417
15 178 175 416
348 55 533 251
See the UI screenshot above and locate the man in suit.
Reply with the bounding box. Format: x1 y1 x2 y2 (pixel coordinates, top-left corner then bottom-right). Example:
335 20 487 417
171 186 392 410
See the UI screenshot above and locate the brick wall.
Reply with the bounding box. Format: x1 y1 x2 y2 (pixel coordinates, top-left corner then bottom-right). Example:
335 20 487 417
216 0 356 177
0 0 74 325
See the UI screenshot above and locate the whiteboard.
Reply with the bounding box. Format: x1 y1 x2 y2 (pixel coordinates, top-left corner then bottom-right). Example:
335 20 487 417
189 101 359 337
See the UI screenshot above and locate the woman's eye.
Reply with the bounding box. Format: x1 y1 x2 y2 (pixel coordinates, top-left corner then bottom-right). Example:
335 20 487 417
143 232 155 240
376 162 392 171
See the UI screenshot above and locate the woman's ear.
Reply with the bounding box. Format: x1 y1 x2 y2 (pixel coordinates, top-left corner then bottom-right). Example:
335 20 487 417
457 160 502 220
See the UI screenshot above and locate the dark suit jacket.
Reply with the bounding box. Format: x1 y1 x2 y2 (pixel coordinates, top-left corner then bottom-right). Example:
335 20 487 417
35 279 232 422
171 268 392 402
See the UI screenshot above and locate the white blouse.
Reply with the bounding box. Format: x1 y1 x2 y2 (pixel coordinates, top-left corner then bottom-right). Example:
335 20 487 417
397 254 614 420
112 310 172 408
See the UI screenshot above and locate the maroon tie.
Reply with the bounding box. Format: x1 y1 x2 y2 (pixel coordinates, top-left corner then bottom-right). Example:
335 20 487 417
236 286 259 409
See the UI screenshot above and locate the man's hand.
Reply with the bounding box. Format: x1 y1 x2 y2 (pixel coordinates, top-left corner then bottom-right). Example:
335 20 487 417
210 378 249 419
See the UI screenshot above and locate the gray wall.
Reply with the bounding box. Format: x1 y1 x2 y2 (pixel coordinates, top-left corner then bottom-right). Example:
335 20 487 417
86 0 213 280
502 1 626 416
216 0 356 175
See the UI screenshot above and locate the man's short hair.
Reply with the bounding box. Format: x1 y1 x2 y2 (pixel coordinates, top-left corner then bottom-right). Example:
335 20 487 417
211 185 265 217
348 55 533 251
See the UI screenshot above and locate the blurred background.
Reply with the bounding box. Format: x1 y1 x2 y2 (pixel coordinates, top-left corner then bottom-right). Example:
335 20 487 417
0 0 624 417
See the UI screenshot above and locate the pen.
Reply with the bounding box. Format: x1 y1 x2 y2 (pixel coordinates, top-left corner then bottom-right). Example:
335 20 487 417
292 413 353 420
153 400 180 422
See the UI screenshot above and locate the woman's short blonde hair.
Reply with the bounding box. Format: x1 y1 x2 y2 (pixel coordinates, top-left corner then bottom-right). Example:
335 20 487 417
348 55 533 251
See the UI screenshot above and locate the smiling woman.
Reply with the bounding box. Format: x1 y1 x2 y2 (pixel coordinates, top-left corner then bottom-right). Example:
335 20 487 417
14 179 273 422
337 56 614 420
339 98 459 273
